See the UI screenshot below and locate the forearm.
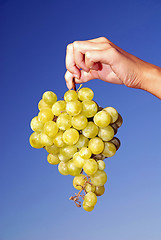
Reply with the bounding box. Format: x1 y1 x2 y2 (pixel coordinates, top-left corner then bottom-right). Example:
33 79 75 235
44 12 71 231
140 63 161 99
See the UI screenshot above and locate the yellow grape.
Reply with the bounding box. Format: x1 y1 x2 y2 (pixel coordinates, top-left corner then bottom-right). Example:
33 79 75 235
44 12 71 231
97 160 105 170
30 116 44 133
29 132 43 149
82 122 98 138
94 110 111 128
45 144 59 154
38 99 51 111
98 125 114 142
73 174 86 190
102 142 116 157
63 128 79 145
103 107 118 123
43 121 58 138
75 134 89 150
39 132 53 146
73 152 85 168
47 153 60 165
83 159 98 175
79 147 92 159
64 90 78 102
85 183 95 193
78 87 94 101
56 112 72 130
83 201 94 212
67 160 82 176
42 91 57 105
38 109 54 123
88 137 104 154
58 162 69 175
59 145 77 160
81 100 98 118
84 192 97 207
53 130 66 148
66 100 82 116
90 170 107 187
52 100 66 116
71 114 88 130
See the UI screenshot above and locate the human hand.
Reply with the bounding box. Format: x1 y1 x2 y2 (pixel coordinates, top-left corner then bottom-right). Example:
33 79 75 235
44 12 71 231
64 37 161 99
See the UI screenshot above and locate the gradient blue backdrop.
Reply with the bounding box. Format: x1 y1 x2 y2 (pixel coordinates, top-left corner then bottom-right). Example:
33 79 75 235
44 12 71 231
1 0 161 239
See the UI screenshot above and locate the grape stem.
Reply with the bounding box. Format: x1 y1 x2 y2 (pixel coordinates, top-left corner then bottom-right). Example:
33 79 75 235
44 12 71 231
69 174 92 208
72 78 76 91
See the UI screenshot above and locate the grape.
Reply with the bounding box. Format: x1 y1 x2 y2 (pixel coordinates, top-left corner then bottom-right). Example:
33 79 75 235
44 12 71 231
115 113 123 128
102 142 116 157
90 170 107 187
29 132 43 148
73 152 85 168
109 137 121 151
95 185 105 196
94 110 111 128
75 134 89 149
83 201 94 212
58 162 69 175
82 122 98 138
88 137 104 154
42 91 57 105
67 160 82 176
85 183 95 193
71 114 88 130
38 109 54 123
83 159 98 175
66 100 82 116
52 100 66 116
63 128 79 145
84 192 97 207
78 87 94 101
73 174 86 190
43 121 58 138
64 90 78 102
30 116 44 133
103 107 118 123
45 144 59 154
39 132 53 146
57 112 72 130
79 147 92 159
58 153 70 162
81 100 98 118
97 160 105 170
53 130 66 148
110 123 118 135
98 125 114 141
38 99 51 111
60 145 77 160
47 153 60 165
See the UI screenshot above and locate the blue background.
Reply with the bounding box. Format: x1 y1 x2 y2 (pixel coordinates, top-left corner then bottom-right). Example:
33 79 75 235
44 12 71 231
1 0 161 239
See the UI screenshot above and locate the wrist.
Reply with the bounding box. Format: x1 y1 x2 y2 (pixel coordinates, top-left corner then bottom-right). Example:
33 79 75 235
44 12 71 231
140 63 161 99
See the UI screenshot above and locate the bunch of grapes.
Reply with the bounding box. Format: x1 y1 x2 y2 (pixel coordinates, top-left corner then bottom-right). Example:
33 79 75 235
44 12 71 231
29 85 123 212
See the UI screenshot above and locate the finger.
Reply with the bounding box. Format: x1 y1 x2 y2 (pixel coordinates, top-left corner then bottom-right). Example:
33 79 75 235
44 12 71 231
66 43 81 79
64 70 74 90
85 48 119 69
73 40 111 71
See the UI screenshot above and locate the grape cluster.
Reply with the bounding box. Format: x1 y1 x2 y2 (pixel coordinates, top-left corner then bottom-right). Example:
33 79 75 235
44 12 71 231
29 87 123 212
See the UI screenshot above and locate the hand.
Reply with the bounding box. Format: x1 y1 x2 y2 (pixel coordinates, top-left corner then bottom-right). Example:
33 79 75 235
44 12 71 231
64 37 161 99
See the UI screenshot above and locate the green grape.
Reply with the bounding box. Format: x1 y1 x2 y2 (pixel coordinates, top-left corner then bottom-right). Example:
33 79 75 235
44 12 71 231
94 110 111 128
95 185 105 196
38 99 51 111
97 160 105 170
79 147 92 159
45 144 59 154
52 100 66 116
103 107 118 123
56 112 72 130
115 113 123 128
53 130 66 148
84 192 97 207
88 137 104 154
75 134 89 150
78 87 94 101
82 122 98 138
63 128 79 145
47 153 60 165
66 100 82 116
73 174 86 190
73 152 85 168
71 114 88 130
81 100 98 118
60 145 77 160
38 109 54 123
85 183 95 193
42 91 57 105
29 132 43 149
58 162 69 175
64 90 78 102
67 160 82 176
90 170 107 187
102 142 116 157
109 137 121 151
98 125 114 141
83 159 98 175
30 116 44 133
110 123 118 135
58 153 70 162
39 132 53 146
83 201 94 212
43 121 58 138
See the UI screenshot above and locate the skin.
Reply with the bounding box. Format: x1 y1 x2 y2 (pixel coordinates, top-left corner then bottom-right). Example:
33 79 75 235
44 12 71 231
64 37 161 99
